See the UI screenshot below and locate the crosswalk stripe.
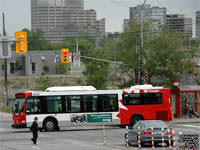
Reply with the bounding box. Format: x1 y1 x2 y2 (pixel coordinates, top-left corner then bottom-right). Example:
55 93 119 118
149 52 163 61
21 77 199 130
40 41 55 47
32 146 40 149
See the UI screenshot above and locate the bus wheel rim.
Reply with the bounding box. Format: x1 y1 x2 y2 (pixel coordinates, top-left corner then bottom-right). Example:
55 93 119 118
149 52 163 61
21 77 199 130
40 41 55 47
46 122 54 129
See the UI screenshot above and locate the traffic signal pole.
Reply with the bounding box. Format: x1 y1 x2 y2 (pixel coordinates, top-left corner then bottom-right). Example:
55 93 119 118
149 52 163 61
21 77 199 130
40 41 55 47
139 0 147 85
2 13 8 106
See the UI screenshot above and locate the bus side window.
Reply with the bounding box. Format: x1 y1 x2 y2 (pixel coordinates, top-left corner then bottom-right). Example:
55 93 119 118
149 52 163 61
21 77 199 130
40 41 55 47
123 94 141 105
143 93 162 104
26 97 41 114
83 95 98 112
99 94 118 112
45 96 62 113
65 96 81 113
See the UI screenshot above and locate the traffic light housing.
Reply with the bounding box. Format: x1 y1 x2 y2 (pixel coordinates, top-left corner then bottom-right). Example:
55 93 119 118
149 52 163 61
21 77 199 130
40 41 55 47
16 32 27 53
145 71 148 82
61 48 69 63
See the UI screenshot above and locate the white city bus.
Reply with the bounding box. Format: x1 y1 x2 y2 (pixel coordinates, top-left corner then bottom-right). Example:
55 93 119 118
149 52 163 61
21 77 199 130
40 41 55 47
12 85 172 131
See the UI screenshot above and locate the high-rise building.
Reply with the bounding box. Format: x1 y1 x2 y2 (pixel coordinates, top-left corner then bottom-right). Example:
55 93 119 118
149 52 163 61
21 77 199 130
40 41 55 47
128 4 166 29
31 0 105 46
196 11 200 39
166 14 192 37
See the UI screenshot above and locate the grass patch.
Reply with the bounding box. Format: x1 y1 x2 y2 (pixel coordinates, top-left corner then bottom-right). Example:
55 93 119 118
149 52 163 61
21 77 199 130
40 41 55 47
0 106 12 113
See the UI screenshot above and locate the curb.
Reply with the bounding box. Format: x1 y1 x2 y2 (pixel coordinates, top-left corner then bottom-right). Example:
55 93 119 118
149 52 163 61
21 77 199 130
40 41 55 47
169 119 200 124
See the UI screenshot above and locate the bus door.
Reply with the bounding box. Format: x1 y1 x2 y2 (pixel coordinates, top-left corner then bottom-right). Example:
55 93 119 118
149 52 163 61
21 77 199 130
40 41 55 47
25 96 41 127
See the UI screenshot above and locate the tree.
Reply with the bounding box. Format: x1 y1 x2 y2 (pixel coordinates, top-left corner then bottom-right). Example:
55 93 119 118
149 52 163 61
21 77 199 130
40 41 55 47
56 63 71 74
83 48 109 90
145 28 194 85
21 28 51 51
43 65 50 74
106 20 194 87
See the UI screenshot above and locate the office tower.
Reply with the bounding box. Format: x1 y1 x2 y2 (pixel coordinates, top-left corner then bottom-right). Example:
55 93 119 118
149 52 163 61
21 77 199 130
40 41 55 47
31 0 105 46
167 14 192 37
196 11 200 39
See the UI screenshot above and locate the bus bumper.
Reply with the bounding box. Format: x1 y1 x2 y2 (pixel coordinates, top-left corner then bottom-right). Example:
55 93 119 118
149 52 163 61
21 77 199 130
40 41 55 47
11 123 27 128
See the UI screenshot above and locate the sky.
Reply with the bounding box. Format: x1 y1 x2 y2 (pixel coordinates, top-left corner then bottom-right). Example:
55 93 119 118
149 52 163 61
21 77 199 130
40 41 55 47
0 0 199 37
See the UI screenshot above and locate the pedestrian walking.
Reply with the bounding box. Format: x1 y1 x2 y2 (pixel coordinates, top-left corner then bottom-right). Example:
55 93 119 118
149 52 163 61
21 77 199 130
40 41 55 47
30 117 39 144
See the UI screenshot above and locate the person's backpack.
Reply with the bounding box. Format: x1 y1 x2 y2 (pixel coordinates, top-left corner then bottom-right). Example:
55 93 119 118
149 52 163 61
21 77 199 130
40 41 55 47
30 124 33 131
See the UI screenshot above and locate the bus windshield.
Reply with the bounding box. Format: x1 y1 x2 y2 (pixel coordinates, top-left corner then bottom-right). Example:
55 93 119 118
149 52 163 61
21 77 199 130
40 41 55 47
13 98 25 113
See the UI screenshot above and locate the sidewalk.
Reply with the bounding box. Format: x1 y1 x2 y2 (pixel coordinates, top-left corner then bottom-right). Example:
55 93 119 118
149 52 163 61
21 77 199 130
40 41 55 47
169 117 200 124
0 111 12 119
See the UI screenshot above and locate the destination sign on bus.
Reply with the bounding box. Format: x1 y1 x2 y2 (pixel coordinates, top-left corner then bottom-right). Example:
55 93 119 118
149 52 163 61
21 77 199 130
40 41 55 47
143 89 160 93
15 93 25 98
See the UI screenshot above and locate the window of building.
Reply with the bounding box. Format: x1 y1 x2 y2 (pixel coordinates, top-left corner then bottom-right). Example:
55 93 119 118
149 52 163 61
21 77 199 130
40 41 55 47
10 63 15 74
32 63 36 74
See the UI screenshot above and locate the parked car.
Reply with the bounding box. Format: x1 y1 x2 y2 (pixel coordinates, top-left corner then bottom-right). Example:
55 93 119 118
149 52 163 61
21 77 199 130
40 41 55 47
125 120 173 147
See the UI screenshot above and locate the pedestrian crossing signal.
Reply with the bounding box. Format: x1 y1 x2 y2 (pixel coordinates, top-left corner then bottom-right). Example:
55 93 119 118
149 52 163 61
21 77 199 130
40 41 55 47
61 48 69 63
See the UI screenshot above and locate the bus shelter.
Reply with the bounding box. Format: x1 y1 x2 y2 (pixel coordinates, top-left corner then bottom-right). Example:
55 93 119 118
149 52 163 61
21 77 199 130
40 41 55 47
170 84 200 118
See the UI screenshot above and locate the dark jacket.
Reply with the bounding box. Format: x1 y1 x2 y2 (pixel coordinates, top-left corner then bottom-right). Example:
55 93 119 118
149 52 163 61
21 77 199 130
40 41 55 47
30 121 38 136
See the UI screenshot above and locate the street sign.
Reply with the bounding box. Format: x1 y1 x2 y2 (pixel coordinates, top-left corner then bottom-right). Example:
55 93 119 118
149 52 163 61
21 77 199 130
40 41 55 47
73 52 81 67
0 36 11 58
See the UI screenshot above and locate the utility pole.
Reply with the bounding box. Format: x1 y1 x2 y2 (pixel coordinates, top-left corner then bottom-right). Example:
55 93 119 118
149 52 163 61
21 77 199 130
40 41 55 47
2 13 8 106
139 0 147 85
75 39 79 53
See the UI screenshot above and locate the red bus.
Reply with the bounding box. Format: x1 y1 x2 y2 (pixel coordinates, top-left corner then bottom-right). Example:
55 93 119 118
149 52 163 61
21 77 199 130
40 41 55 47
12 85 172 131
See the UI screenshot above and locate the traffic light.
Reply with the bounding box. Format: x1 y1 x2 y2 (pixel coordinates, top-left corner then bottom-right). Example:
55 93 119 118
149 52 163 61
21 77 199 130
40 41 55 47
145 71 148 82
61 48 69 63
16 32 27 53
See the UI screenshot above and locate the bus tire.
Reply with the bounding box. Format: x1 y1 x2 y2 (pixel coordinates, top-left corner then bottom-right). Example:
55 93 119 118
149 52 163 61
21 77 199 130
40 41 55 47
130 115 143 126
44 119 57 131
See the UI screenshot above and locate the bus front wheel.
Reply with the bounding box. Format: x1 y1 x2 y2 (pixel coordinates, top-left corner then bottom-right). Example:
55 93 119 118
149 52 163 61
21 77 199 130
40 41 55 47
44 119 56 131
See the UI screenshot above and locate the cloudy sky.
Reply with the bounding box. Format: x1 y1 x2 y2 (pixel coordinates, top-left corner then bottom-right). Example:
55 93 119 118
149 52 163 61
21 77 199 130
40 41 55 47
0 0 199 37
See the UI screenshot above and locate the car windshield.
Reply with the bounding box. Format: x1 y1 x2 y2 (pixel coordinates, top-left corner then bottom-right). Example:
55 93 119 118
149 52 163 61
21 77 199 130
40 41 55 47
13 98 25 113
143 121 168 128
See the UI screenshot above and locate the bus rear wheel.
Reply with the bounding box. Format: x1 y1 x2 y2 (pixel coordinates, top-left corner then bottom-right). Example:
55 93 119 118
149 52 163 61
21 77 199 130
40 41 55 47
44 119 56 131
130 115 143 126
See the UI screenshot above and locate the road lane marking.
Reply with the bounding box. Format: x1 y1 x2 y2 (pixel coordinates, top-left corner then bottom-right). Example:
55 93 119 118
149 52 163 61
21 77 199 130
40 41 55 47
0 128 5 131
32 146 40 149
183 125 200 128
173 127 200 133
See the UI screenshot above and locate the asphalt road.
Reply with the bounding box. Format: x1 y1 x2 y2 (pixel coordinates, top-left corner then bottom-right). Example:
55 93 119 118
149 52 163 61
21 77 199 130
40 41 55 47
0 112 200 150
